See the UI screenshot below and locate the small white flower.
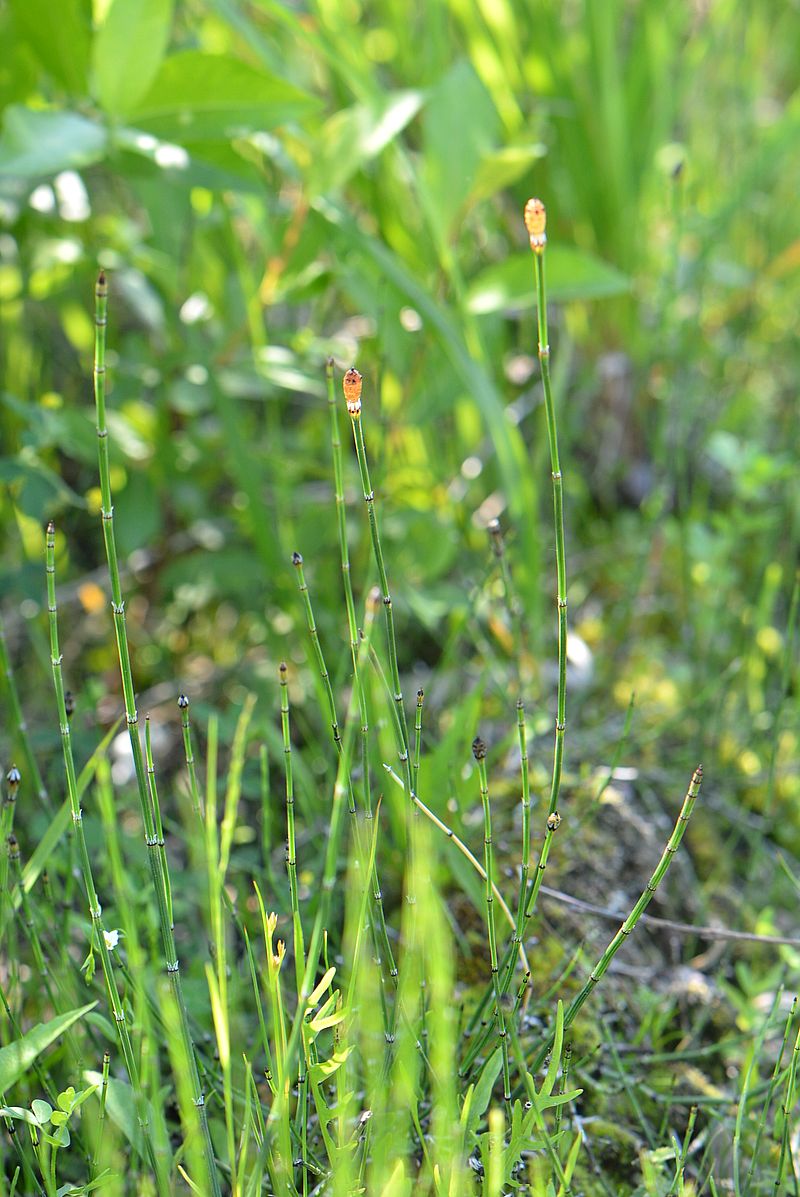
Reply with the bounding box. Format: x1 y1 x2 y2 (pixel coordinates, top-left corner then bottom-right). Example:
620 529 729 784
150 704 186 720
103 929 121 951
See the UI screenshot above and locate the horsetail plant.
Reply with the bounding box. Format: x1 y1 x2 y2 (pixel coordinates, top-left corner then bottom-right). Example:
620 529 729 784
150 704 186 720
472 735 511 1106
525 197 567 826
279 661 305 996
527 765 704 1077
92 272 220 1195
45 520 162 1185
291 552 398 1025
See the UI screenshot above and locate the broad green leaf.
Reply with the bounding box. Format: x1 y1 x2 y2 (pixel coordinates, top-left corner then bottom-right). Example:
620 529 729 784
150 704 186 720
128 52 318 142
468 144 547 207
0 107 107 179
421 59 499 240
83 1071 150 1157
467 247 632 313
309 90 423 195
93 0 174 117
469 1049 502 1135
9 0 91 94
541 999 564 1099
0 1003 96 1091
31 1098 53 1123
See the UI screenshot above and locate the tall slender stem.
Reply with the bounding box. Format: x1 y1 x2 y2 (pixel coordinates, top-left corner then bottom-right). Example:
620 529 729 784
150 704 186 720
473 737 511 1104
527 766 703 1076
279 662 305 995
343 369 411 784
92 273 220 1196
45 522 163 1186
523 199 567 823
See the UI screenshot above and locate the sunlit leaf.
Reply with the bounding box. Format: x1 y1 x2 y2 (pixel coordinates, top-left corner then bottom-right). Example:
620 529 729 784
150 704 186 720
0 1003 96 1092
93 0 174 116
0 107 107 179
9 0 91 94
128 52 319 141
467 246 632 313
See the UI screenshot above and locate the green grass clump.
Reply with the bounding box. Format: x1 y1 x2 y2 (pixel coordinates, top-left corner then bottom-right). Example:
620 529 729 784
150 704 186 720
0 199 797 1197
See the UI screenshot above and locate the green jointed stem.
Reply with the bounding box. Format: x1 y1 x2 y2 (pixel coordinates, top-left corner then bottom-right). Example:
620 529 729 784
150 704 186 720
472 204 567 1031
92 274 220 1196
292 552 341 749
0 615 49 808
145 716 173 928
291 549 398 995
531 230 567 822
343 370 411 786
528 766 703 1077
745 995 797 1191
413 689 424 798
178 695 204 818
473 739 511 1104
263 600 376 1162
514 700 531 957
45 523 161 1183
279 662 306 995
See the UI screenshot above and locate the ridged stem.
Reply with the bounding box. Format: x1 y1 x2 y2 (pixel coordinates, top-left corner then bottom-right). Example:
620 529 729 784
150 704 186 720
532 238 567 823
45 522 162 1184
527 766 703 1077
279 662 306 996
92 273 220 1195
179 695 204 819
473 741 511 1104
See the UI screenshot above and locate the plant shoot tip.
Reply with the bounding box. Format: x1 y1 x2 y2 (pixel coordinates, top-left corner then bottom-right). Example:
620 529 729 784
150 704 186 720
524 197 547 253
472 736 487 761
291 551 303 566
343 367 362 417
177 694 189 709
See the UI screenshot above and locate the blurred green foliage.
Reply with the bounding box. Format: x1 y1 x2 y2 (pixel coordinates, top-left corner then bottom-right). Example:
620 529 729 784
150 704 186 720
1 0 799 832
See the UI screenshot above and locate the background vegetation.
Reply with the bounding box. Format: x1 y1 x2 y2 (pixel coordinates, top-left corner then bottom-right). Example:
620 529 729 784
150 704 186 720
1 0 799 1193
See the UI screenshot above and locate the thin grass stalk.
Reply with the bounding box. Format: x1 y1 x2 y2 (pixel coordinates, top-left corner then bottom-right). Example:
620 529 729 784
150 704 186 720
488 519 524 696
0 616 49 809
45 522 162 1184
279 662 306 995
772 1019 800 1195
527 766 703 1077
262 598 375 1160
7 835 56 1011
92 274 220 1196
733 988 782 1196
291 552 341 749
514 699 531 959
746 995 797 1190
472 737 511 1104
291 554 398 1004
380 760 525 953
92 1049 110 1178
